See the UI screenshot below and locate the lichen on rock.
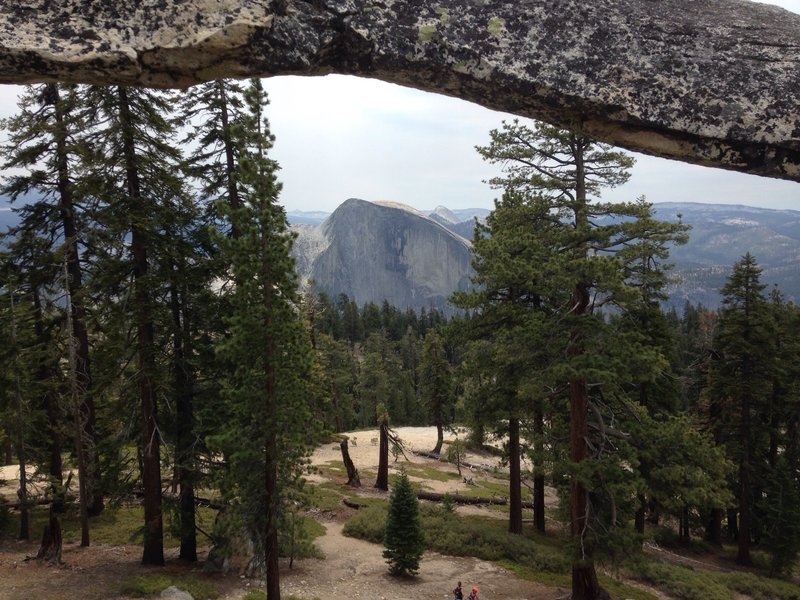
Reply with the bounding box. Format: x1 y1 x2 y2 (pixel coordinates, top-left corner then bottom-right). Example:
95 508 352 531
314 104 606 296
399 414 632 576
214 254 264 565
0 0 799 181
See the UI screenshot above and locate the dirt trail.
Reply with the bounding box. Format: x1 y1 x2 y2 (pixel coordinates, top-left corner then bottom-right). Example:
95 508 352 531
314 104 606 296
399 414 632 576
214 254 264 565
275 521 564 600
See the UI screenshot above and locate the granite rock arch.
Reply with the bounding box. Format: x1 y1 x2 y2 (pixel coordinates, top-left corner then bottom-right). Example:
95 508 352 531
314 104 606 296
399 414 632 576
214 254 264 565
0 0 799 180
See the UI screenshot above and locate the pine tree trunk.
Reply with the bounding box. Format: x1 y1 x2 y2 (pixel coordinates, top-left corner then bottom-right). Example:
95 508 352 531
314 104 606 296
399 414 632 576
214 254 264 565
119 86 164 566
10 293 29 542
217 80 241 238
432 422 444 455
375 419 389 491
171 277 197 562
727 508 739 541
50 83 102 517
262 223 281 600
36 512 63 564
32 287 63 487
737 378 752 565
572 560 611 600
63 258 90 547
265 434 281 600
533 404 545 533
509 417 522 535
635 494 646 535
568 150 607 600
706 508 723 546
534 474 545 533
340 439 361 487
3 440 11 466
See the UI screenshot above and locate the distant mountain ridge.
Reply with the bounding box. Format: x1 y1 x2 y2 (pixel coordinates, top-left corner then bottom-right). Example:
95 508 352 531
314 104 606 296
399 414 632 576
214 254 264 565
5 196 798 310
293 200 800 311
651 202 800 308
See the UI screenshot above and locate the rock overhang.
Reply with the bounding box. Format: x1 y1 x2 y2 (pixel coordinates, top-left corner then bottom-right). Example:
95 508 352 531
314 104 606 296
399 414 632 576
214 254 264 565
1 0 799 182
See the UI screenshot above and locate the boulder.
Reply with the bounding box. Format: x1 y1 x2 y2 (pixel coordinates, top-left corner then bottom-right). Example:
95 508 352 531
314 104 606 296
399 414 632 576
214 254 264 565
160 586 194 600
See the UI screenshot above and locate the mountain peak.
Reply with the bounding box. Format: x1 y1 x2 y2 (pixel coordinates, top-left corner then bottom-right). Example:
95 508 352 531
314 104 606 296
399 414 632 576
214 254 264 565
430 205 460 224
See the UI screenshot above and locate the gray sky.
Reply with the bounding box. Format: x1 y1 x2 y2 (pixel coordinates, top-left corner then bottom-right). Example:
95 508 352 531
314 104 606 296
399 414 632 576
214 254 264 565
2 0 799 214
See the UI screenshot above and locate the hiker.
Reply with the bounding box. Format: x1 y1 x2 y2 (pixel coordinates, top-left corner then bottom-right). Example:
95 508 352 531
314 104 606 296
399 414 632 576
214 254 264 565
453 581 464 600
468 586 479 600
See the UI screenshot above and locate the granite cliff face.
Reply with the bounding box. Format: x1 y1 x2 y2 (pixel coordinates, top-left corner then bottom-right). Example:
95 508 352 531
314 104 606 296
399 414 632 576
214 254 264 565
1 1 800 181
293 199 473 312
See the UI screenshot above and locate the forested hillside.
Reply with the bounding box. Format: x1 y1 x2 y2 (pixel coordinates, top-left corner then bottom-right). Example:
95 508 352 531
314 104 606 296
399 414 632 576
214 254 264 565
0 84 799 600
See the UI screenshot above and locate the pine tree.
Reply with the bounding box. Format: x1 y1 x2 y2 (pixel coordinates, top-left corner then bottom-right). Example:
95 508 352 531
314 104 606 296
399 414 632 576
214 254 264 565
80 83 189 565
420 331 453 455
705 253 775 566
383 470 425 576
758 456 800 575
474 120 688 598
0 83 103 519
179 79 247 236
211 79 313 600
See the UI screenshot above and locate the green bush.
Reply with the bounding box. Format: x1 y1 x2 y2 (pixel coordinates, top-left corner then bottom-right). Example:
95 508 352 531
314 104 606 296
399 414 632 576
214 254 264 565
630 561 732 600
343 501 568 574
119 575 219 599
722 571 800 600
630 559 800 600
342 503 387 544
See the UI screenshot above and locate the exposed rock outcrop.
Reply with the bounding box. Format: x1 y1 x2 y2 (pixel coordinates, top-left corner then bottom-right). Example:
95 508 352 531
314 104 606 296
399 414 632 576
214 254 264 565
1 1 799 181
294 198 473 312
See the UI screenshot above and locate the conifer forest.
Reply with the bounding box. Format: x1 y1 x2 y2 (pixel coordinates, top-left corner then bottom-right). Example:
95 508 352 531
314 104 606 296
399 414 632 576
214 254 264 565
0 82 799 600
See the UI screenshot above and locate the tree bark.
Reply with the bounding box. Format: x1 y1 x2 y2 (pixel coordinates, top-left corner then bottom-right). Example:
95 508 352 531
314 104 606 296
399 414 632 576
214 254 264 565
170 274 197 562
572 561 611 600
432 422 444 456
533 404 545 533
375 418 389 491
706 508 723 546
635 494 646 536
508 417 522 535
262 218 280 600
10 292 29 542
340 439 361 487
35 512 63 564
217 80 241 238
737 367 752 565
568 144 607 600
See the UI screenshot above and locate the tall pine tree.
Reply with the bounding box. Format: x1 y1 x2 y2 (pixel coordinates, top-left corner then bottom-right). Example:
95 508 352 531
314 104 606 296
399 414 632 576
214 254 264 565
211 79 313 600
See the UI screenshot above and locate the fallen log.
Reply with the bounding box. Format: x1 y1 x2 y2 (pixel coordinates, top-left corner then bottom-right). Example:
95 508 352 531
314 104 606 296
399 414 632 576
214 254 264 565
342 498 369 510
417 490 536 509
410 450 494 472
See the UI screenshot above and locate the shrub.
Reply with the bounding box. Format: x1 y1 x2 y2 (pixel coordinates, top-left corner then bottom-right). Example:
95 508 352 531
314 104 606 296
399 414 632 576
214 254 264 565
119 575 219 599
343 503 387 543
343 500 568 575
630 561 731 600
